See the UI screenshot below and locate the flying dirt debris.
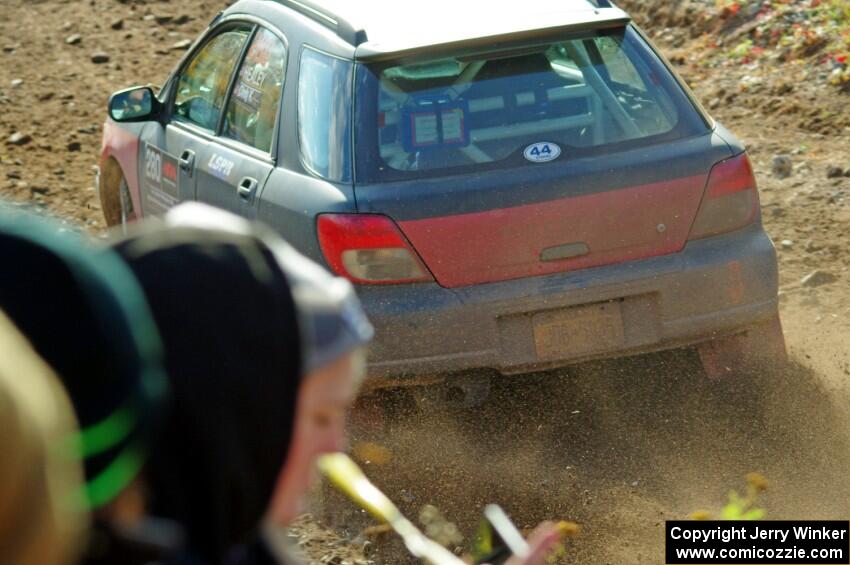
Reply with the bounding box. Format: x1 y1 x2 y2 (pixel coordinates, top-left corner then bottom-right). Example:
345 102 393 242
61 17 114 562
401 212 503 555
0 0 849 564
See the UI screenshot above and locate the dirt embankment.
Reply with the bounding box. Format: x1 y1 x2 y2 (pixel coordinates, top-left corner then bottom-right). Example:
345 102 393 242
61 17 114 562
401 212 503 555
1 1 849 564
0 0 221 228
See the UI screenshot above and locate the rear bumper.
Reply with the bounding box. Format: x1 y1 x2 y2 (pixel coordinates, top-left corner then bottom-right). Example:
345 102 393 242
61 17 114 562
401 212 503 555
359 224 780 385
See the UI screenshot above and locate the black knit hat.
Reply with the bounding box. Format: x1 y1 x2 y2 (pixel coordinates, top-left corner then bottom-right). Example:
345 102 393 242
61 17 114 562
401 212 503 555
110 203 373 564
0 208 168 510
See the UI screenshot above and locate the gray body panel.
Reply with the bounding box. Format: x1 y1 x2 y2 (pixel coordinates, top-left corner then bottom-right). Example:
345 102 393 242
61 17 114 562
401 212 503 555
194 139 274 219
138 123 205 215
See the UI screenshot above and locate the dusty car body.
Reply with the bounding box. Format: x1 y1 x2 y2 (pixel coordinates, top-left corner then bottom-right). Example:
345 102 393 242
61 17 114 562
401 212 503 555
99 0 786 388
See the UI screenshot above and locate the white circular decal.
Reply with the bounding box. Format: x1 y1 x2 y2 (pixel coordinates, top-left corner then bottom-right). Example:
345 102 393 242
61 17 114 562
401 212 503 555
523 142 561 163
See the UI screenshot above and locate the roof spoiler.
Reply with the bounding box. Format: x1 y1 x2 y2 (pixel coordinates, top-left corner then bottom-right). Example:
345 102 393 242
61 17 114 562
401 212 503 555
272 0 368 45
355 10 631 63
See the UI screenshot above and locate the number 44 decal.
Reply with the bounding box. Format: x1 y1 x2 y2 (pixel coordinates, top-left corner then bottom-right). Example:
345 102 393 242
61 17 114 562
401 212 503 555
523 142 561 163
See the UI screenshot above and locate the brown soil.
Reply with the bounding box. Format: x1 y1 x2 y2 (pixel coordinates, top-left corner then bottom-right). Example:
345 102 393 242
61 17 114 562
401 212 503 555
1 1 848 564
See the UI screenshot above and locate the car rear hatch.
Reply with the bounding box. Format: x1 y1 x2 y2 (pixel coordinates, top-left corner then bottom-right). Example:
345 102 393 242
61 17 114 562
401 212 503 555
351 25 730 288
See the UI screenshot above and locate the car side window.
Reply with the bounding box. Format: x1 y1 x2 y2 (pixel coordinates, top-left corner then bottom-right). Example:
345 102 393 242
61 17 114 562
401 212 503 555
297 48 353 182
222 28 287 153
173 26 252 132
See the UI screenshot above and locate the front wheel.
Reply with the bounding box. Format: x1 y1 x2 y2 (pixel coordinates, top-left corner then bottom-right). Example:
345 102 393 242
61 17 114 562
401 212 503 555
99 162 136 230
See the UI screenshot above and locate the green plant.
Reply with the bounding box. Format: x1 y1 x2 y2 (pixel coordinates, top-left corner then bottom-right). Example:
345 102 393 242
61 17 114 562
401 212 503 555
691 473 768 521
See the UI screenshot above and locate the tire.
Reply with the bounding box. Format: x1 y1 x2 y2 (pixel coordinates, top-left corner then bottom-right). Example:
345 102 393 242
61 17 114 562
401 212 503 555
697 314 788 379
98 162 135 230
118 178 136 232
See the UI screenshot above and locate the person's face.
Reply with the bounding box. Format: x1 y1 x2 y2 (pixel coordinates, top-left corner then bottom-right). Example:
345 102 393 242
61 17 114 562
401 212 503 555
266 351 363 525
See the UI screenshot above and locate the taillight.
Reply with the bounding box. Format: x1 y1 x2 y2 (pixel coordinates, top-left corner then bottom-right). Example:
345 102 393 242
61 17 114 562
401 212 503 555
317 214 434 285
688 153 760 240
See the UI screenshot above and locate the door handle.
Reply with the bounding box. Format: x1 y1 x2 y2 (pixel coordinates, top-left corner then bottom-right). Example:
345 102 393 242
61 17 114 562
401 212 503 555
178 149 195 176
237 177 258 200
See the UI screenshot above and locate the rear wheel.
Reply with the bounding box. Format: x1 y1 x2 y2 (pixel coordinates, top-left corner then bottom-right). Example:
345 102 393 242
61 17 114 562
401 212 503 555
697 314 788 379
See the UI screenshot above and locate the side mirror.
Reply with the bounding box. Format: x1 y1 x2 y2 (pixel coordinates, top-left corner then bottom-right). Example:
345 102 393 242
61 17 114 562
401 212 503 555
108 86 159 122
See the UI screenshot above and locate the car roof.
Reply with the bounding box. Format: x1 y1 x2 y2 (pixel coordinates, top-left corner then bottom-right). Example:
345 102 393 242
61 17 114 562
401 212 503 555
266 0 631 60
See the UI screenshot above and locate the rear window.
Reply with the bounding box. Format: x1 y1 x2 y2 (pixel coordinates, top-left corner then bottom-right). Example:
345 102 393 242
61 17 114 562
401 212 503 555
354 26 708 182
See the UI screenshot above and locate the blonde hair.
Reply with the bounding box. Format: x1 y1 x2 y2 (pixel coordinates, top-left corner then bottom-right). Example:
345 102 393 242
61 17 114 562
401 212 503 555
0 310 87 565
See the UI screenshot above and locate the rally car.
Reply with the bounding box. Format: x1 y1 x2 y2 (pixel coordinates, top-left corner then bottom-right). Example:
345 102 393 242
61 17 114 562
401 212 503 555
99 0 786 391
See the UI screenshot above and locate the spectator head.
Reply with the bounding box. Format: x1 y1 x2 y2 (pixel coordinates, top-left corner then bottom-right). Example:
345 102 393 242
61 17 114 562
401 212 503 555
113 203 372 563
0 309 85 565
0 209 169 513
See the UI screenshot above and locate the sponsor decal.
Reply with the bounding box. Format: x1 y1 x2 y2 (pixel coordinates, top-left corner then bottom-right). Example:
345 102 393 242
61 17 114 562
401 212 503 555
143 143 180 213
401 99 470 152
523 142 561 163
207 153 235 180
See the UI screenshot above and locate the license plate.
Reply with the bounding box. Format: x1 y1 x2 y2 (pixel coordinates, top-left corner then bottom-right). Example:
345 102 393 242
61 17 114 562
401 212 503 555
532 301 625 360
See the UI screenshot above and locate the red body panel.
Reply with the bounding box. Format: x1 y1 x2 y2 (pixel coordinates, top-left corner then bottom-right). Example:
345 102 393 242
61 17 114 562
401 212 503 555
398 175 708 288
100 120 142 214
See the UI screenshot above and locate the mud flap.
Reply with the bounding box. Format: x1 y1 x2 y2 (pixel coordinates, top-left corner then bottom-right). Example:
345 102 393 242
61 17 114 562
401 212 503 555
698 314 787 380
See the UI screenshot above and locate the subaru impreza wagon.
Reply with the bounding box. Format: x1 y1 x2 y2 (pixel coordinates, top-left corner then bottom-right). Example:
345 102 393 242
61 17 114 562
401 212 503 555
99 0 786 390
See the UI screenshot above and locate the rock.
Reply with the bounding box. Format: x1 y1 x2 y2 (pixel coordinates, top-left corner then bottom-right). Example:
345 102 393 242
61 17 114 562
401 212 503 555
65 34 82 45
7 132 31 146
804 239 822 252
768 205 785 217
172 14 192 25
780 239 794 250
2 45 16 53
6 171 21 179
154 15 173 25
91 52 110 64
66 141 82 152
61 21 73 31
10 78 23 87
771 155 793 178
801 270 838 288
827 166 845 179
38 92 54 101
30 186 49 195
110 18 124 30
142 14 156 22
171 39 192 51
